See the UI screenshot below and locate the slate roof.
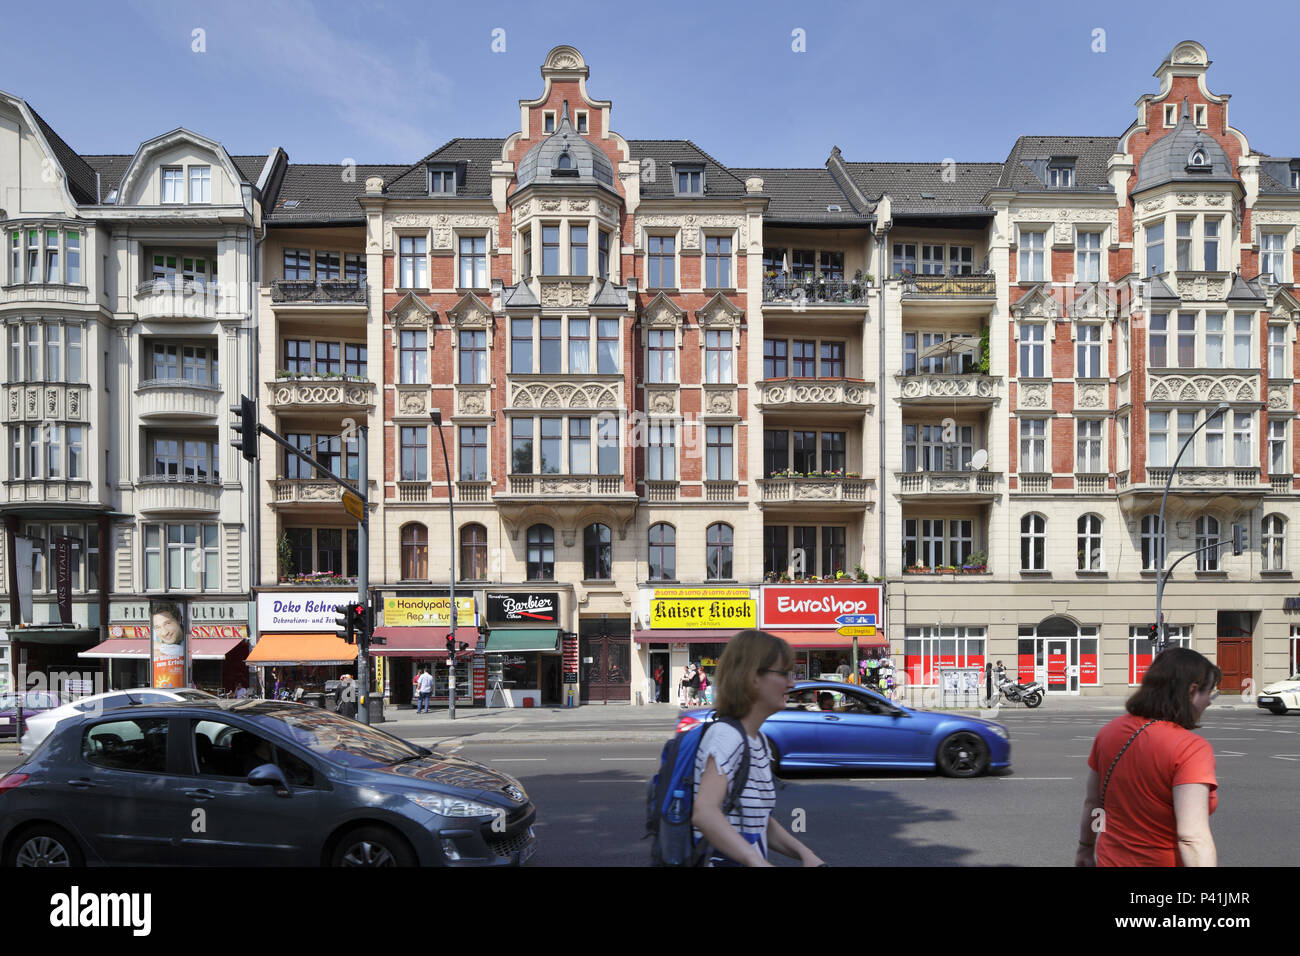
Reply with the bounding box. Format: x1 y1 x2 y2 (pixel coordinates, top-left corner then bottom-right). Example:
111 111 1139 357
1258 159 1299 196
384 139 504 198
1226 274 1267 303
28 107 100 204
995 136 1118 194
844 162 1002 216
589 279 627 307
731 167 868 224
503 282 540 308
265 163 407 223
518 107 616 192
626 141 749 199
1134 101 1237 194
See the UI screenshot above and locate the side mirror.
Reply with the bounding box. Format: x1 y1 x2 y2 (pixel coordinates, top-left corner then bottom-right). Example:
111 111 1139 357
247 762 292 798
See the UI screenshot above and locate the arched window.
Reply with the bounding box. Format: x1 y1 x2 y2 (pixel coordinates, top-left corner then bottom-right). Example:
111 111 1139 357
526 524 554 581
1196 515 1220 571
706 523 734 580
584 523 611 580
648 523 676 581
1077 514 1103 571
556 151 573 170
1263 514 1286 571
1020 513 1046 571
1140 514 1165 571
460 523 487 581
1189 148 1208 167
400 523 428 580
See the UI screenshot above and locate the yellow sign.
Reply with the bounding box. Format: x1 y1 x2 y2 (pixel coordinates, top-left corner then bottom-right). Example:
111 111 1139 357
653 587 751 600
384 597 476 627
342 491 365 522
836 625 878 637
373 655 385 694
651 598 755 630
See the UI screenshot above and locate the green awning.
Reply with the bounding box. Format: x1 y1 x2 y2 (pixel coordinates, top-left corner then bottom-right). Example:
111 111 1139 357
486 628 560 653
3 627 99 647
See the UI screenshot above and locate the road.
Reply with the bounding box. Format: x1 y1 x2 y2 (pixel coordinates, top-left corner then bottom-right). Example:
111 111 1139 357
2 709 1296 866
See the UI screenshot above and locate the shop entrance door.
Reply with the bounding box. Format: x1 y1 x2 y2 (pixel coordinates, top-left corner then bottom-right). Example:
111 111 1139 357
579 619 631 703
1216 633 1252 693
650 652 670 704
1040 639 1077 694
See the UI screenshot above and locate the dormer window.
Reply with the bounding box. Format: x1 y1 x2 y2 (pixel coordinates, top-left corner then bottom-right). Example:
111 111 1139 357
428 165 456 195
1048 165 1074 188
675 164 705 196
1292 169 1299 191
556 152 572 170
1187 146 1210 172
161 167 184 204
551 151 578 178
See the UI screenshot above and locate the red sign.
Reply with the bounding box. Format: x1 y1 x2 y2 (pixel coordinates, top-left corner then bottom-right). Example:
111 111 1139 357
1131 651 1153 685
760 585 884 629
190 624 248 640
1018 653 1035 684
1080 653 1098 684
473 658 486 700
1047 650 1067 687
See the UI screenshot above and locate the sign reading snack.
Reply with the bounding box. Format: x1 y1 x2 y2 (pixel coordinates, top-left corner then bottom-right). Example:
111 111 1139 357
486 592 559 625
650 598 755 630
761 585 885 630
384 596 477 628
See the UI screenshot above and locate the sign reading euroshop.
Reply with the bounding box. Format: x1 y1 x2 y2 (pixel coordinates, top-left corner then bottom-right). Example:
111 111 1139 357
760 584 884 630
487 593 559 625
258 592 359 632
384 596 476 628
651 587 755 630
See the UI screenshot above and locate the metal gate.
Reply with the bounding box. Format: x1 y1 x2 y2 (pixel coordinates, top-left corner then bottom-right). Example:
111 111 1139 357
579 623 630 703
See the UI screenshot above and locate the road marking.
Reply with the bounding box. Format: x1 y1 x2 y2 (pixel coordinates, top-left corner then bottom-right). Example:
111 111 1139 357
1000 776 1074 781
577 779 645 784
850 777 930 782
490 758 548 762
1270 755 1300 761
1217 751 1248 757
1204 738 1252 740
599 757 658 761
500 723 522 734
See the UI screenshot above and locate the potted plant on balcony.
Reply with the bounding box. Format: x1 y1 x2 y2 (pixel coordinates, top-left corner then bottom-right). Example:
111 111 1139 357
854 564 870 582
962 550 988 573
276 533 293 581
978 326 991 375
779 572 792 583
905 564 930 574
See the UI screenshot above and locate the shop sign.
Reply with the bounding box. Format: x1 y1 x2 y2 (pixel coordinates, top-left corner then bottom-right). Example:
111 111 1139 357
486 592 559 625
563 672 578 684
258 591 359 632
190 624 249 640
653 587 750 600
110 602 150 624
650 597 754 630
190 603 247 622
55 537 72 625
384 596 476 628
761 585 884 630
109 625 149 639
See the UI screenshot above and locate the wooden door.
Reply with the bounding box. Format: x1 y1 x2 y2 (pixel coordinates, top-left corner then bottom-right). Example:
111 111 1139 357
1216 636 1252 693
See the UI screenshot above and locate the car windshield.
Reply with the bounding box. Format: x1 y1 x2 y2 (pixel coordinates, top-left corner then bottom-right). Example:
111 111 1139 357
258 707 424 769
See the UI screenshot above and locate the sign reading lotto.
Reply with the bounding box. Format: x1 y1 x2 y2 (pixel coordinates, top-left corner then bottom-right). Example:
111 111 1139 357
384 596 477 628
650 587 755 630
761 585 885 630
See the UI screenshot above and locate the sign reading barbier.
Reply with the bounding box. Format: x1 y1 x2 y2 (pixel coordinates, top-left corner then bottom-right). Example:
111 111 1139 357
487 592 559 625
650 587 755 630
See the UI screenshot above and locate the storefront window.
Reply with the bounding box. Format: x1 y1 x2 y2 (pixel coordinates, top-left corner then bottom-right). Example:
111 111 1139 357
903 626 986 685
1127 626 1190 685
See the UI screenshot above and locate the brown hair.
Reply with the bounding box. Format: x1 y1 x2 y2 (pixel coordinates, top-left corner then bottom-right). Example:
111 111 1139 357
713 629 794 719
1126 646 1222 730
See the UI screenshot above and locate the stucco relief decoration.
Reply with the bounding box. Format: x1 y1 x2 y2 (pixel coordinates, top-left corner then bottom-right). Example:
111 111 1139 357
597 203 614 218
539 199 562 212
1149 375 1257 403
1019 385 1050 408
1269 385 1289 410
399 392 427 415
569 200 591 212
1141 198 1166 213
541 282 576 308
26 389 37 415
8 391 17 418
706 391 734 415
1177 193 1197 207
1252 210 1294 226
396 306 432 329
383 215 430 251
542 478 589 496
1177 277 1225 300
1173 47 1206 65
799 482 836 500
931 476 971 493
459 390 488 415
1205 194 1227 207
1078 385 1105 408
301 482 338 501
636 215 747 253
548 50 581 69
648 391 676 414
697 299 742 329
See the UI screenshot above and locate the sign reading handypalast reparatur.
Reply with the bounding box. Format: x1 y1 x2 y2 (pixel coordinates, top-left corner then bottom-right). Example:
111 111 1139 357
486 593 560 625
760 584 884 630
383 596 477 627
650 587 755 630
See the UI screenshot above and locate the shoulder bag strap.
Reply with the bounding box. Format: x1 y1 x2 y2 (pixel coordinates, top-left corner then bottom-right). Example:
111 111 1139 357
1100 719 1158 809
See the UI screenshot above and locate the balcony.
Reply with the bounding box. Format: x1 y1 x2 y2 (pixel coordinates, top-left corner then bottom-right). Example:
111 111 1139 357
267 376 377 413
135 380 223 421
504 475 625 496
269 478 378 509
896 470 1002 501
761 276 871 308
1075 474 1109 494
896 372 1001 408
756 379 874 414
269 278 367 305
645 481 679 503
758 476 874 509
136 475 223 513
456 481 492 503
704 480 738 502
134 279 221 321
495 473 638 535
1270 474 1292 494
900 273 996 298
1117 466 1266 515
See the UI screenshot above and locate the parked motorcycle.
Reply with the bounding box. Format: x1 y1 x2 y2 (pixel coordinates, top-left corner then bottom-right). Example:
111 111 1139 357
994 677 1044 708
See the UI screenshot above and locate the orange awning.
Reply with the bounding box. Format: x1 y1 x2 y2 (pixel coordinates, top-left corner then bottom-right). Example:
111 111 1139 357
771 630 889 649
245 633 359 666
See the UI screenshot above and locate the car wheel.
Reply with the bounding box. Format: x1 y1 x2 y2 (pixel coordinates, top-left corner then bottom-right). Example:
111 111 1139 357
1270 706 1289 716
936 731 989 778
331 826 417 867
6 824 84 867
1025 691 1044 709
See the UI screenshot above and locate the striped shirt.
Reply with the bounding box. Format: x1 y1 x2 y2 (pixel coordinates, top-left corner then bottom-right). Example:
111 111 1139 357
692 721 776 863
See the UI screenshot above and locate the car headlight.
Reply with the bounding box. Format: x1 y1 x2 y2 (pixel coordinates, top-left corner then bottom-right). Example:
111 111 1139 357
988 725 1009 740
405 792 501 819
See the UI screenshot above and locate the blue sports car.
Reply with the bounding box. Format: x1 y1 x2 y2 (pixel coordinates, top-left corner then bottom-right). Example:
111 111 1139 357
677 681 1011 778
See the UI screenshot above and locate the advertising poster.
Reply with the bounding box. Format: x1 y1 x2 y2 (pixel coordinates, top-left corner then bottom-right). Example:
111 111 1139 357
151 600 189 689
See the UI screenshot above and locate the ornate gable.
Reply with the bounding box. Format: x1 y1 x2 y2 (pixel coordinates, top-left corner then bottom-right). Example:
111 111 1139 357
388 291 436 329
694 292 743 329
1070 282 1116 320
448 292 494 329
642 292 685 329
1011 284 1059 320
1271 286 1300 322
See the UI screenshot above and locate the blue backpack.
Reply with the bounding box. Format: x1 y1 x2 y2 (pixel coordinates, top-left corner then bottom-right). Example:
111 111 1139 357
645 716 750 867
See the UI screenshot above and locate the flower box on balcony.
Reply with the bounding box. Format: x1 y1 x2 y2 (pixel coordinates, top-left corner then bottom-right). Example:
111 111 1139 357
960 565 988 574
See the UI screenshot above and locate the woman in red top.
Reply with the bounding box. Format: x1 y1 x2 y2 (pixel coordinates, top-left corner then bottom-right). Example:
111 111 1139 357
1076 647 1221 867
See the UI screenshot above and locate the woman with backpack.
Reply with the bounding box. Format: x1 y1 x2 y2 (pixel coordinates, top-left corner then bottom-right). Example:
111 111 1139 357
692 629 826 867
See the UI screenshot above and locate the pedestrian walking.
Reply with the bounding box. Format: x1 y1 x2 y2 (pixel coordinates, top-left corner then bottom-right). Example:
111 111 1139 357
691 629 825 867
1076 647 1221 867
654 664 665 703
416 667 435 714
685 664 702 706
337 673 358 719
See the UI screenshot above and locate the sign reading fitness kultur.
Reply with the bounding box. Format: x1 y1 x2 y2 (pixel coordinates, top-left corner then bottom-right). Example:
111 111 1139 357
651 587 755 629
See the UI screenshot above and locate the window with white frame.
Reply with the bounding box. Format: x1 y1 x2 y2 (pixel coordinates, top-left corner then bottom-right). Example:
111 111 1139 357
921 244 945 275
1128 625 1189 684
8 322 85 383
892 243 917 275
647 236 675 288
539 319 561 374
1204 218 1220 271
161 167 184 204
903 627 987 686
902 518 975 569
1270 419 1289 474
1077 514 1103 570
399 236 428 288
459 330 487 384
459 426 488 481
1261 232 1287 283
1262 514 1286 571
705 236 732 288
8 227 82 285
568 318 590 374
570 225 588 276
1196 515 1221 571
1233 411 1253 466
8 424 84 480
1019 322 1045 377
1019 230 1045 281
948 245 974 275
1175 312 1196 367
1269 325 1288 378
149 342 220 385
541 225 560 276
148 436 220 482
399 426 427 482
143 523 220 592
902 423 973 472
1176 410 1197 466
647 330 675 383
705 330 733 384
1149 313 1168 366
1145 221 1165 275
1020 419 1046 472
1077 419 1103 473
1233 314 1254 369
399 330 428 384
1140 514 1165 571
1020 513 1046 571
1118 415 1130 473
1076 231 1102 282
1176 218 1193 271
648 422 675 480
1076 324 1102 377
1205 408 1225 466
1048 164 1074 187
188 166 211 204
428 166 456 195
459 235 488 288
706 426 733 481
1205 313 1224 367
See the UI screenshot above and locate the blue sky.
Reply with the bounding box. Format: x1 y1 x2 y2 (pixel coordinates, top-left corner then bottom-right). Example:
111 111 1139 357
6 0 1299 168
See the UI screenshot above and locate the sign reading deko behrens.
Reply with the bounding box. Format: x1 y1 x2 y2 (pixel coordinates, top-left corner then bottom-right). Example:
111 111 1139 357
650 587 755 629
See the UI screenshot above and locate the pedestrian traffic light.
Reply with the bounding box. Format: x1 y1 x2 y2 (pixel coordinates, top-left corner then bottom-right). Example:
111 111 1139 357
1232 524 1244 556
1148 623 1159 644
336 603 356 644
349 602 367 646
230 395 258 462
445 635 455 656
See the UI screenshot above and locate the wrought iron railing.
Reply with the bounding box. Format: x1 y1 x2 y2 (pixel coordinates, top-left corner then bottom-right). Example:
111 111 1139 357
761 276 871 305
270 278 367 303
900 273 996 296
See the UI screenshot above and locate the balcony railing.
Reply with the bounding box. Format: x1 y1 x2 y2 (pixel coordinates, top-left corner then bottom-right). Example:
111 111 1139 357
762 276 871 305
135 380 224 420
646 480 679 502
268 376 377 412
506 475 624 496
271 478 376 505
704 480 737 502
897 471 1002 496
397 482 427 503
270 278 367 304
757 378 873 411
1270 473 1292 494
759 477 873 504
900 273 996 297
1075 474 1108 494
134 278 221 319
1145 467 1261 489
1018 473 1051 494
896 372 999 403
456 481 492 503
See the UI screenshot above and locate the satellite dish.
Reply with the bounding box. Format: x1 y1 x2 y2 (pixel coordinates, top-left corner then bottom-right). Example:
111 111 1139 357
971 449 989 470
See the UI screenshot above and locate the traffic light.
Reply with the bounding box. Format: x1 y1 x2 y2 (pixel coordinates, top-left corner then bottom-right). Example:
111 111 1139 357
1148 623 1160 644
367 599 385 645
1232 524 1244 556
230 395 258 462
349 602 368 646
445 635 455 657
336 603 356 644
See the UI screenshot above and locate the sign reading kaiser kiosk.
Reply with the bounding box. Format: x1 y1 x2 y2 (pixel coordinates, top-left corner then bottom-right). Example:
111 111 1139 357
650 587 755 630
760 584 884 630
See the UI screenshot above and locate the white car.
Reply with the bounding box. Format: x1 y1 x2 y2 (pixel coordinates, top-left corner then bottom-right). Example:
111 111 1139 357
18 687 216 753
1256 674 1300 715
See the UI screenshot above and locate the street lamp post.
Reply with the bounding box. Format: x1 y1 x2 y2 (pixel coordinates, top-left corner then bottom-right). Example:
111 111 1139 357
1154 401 1230 654
431 410 456 721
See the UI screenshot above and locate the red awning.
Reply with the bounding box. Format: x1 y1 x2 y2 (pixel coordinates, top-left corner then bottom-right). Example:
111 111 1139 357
769 630 889 649
370 627 460 658
192 638 247 660
80 638 248 660
633 630 737 644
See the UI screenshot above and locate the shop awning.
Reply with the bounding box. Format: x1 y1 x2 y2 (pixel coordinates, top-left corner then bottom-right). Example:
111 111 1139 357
79 637 248 661
370 627 457 657
486 628 560 653
4 627 98 647
770 630 889 649
245 633 358 667
633 630 737 644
